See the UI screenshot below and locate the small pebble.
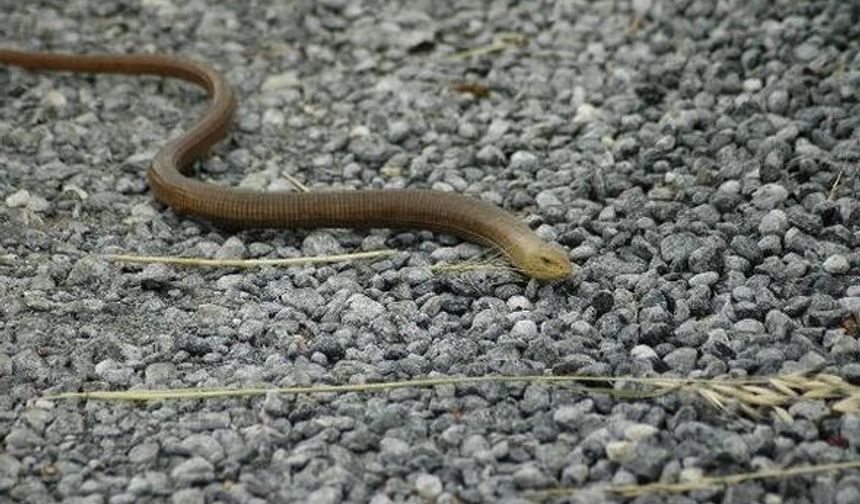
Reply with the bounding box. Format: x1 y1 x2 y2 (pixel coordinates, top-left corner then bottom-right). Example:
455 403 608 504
823 254 849 274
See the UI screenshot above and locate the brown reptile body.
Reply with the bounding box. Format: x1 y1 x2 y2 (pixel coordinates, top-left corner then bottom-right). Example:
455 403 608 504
0 49 572 280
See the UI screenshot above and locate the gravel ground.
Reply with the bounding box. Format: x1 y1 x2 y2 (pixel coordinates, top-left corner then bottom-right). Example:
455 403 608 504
2 0 860 503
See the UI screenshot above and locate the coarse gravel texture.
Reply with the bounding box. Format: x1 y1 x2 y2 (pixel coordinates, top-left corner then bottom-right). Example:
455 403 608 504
2 0 860 503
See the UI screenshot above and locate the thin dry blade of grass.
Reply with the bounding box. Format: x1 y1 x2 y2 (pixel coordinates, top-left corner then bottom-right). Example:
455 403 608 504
530 460 860 499
829 168 844 200
834 395 860 413
768 378 801 398
610 460 860 497
772 406 794 423
103 249 396 268
282 172 309 192
44 372 860 421
447 33 528 60
45 375 618 401
678 372 860 418
697 387 727 410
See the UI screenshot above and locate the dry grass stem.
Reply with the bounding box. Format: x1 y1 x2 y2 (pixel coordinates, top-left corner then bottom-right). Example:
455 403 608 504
282 172 309 192
448 33 528 60
659 372 860 419
528 460 860 499
44 373 860 421
103 249 396 268
828 169 843 200
609 460 860 497
46 375 608 401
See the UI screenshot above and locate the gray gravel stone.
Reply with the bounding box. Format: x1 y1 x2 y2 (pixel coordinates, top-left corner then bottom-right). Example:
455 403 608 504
605 440 634 463
512 463 553 489
661 232 702 264
553 401 594 431
128 471 169 495
180 434 225 463
841 414 860 449
631 345 658 361
170 457 215 485
343 293 383 323
5 189 49 211
379 437 410 466
510 320 537 339
0 454 21 491
767 89 789 113
214 236 246 260
138 263 174 289
144 362 176 385
837 487 860 504
129 442 160 464
172 488 205 504
759 209 788 234
302 231 343 256
193 303 232 328
688 271 719 287
535 190 562 209
623 444 670 480
65 256 111 286
752 183 789 209
510 151 538 171
765 310 794 339
663 348 698 373
476 144 505 165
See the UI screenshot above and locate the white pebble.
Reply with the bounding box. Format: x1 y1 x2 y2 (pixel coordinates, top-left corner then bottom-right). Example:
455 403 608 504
573 103 600 123
679 467 704 482
262 108 286 127
718 180 741 194
261 71 300 93
823 254 849 274
510 151 538 171
5 189 49 212
414 473 443 499
605 440 635 463
43 89 68 109
126 202 157 223
506 295 533 311
510 320 538 339
630 345 657 361
535 191 561 209
624 423 659 442
5 189 32 208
